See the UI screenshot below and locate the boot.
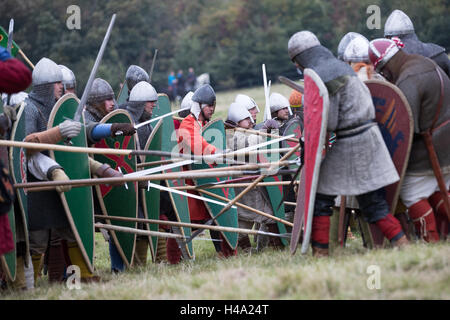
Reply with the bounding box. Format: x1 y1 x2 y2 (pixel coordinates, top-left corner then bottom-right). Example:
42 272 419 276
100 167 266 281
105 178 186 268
312 245 329 257
31 254 43 282
408 200 440 242
311 215 330 257
67 242 100 283
10 256 26 290
109 240 125 273
266 224 284 250
429 191 449 240
392 234 409 247
134 238 149 267
237 235 252 252
47 243 66 283
166 238 182 264
155 228 168 263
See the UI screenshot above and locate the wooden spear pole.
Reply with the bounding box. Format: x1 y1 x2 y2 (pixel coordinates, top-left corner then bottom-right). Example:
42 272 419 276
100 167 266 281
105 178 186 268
94 215 289 238
18 49 35 69
187 144 300 242
198 189 294 227
95 223 187 239
233 127 299 143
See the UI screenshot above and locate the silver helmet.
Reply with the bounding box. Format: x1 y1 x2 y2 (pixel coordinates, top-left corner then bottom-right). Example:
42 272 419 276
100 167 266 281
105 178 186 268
192 84 216 106
234 94 260 112
125 65 149 91
288 31 320 61
269 92 291 114
227 102 254 125
32 57 63 86
384 9 415 37
343 36 370 63
179 91 194 118
337 32 366 60
59 64 76 90
86 78 115 105
129 81 157 102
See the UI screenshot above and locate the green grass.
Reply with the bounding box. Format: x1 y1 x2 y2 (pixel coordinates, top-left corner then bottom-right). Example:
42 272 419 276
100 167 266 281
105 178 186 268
2 231 449 300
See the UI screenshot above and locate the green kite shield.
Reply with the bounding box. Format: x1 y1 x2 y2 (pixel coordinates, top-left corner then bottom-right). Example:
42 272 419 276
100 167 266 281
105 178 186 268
152 94 193 258
192 119 239 250
257 137 288 247
139 119 163 262
0 26 20 57
291 68 329 255
93 109 137 268
9 104 30 267
47 93 95 273
116 81 129 107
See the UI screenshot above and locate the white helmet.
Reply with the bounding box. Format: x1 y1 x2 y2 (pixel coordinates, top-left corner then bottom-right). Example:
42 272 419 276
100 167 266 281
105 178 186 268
234 94 260 112
227 102 254 124
179 91 194 117
343 36 370 63
59 65 76 89
129 81 157 102
32 57 63 86
384 9 415 37
269 92 291 114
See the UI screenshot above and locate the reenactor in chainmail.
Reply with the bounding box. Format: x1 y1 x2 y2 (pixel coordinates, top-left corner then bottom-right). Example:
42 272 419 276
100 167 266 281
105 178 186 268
369 38 450 242
336 32 367 62
384 9 450 77
22 57 99 283
225 101 278 252
82 77 136 273
288 31 408 256
118 65 150 109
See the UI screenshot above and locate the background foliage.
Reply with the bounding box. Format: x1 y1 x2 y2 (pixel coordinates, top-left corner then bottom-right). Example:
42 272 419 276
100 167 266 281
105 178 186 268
1 0 448 95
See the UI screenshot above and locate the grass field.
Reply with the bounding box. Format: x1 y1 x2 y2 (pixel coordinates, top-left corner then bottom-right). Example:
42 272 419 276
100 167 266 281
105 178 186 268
2 231 449 300
2 84 449 300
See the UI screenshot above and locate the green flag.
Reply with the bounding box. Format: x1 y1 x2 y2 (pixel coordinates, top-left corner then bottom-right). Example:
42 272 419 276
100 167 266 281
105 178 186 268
0 26 20 57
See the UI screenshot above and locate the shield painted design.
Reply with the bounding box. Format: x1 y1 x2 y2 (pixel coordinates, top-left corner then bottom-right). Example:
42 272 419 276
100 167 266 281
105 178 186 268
93 109 138 268
152 94 193 258
192 119 239 250
290 69 329 255
48 93 95 273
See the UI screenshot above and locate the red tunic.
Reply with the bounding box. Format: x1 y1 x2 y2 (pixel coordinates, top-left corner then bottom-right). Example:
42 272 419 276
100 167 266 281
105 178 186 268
0 58 32 94
178 114 217 221
0 214 14 255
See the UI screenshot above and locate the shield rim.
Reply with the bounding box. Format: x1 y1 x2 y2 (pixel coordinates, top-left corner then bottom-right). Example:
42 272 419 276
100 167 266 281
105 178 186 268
8 105 30 268
140 118 164 262
48 93 95 273
93 109 138 268
193 118 239 250
154 93 194 259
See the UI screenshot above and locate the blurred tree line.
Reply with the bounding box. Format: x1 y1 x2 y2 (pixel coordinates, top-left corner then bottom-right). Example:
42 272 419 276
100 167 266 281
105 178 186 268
1 0 448 95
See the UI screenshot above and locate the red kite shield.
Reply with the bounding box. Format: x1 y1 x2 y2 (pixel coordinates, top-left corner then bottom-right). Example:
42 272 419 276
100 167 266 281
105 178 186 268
290 68 329 255
365 80 413 212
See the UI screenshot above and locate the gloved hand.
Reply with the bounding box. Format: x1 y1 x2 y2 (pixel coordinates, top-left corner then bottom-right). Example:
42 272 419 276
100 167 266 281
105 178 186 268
111 123 136 137
0 47 12 62
58 120 81 139
261 119 279 130
95 163 123 186
50 168 71 193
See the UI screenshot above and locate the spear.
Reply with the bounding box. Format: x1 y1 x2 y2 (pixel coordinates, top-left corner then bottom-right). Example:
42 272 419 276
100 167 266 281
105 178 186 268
233 127 299 143
148 49 158 83
95 215 290 239
278 76 304 94
6 19 13 54
186 144 300 243
262 64 272 121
